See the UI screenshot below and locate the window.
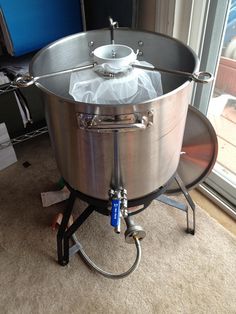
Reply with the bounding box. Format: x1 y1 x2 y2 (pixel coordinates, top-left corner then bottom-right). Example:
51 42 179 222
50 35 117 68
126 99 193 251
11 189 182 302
151 0 236 217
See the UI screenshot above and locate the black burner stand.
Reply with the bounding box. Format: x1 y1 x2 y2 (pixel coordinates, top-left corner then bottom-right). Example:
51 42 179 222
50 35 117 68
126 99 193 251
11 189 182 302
57 173 195 266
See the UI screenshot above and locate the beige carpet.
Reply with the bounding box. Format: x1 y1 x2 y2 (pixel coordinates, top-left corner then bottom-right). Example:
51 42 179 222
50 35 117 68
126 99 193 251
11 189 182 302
0 134 235 314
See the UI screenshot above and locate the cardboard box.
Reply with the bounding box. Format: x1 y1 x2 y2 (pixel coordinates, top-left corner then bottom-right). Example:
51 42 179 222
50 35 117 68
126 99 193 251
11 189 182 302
0 122 17 170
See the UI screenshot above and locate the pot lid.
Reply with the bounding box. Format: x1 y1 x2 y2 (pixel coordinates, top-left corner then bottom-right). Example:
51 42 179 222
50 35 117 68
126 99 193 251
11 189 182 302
166 105 218 194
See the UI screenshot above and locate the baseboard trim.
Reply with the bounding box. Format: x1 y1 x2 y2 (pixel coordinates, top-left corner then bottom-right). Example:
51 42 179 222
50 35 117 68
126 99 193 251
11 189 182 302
198 183 236 221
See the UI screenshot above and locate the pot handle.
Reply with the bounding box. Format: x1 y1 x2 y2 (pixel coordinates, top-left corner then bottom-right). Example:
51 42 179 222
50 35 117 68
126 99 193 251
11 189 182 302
88 119 149 131
77 112 153 132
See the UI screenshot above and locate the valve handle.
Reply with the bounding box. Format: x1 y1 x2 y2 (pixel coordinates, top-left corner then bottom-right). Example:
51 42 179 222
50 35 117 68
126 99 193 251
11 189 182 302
111 199 121 228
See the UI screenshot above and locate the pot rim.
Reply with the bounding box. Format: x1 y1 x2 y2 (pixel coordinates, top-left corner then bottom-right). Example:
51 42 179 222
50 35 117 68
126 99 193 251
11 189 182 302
29 28 199 108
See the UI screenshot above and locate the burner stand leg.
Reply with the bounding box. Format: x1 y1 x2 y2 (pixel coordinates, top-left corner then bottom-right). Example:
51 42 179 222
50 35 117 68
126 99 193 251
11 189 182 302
57 191 76 265
174 173 195 235
57 191 95 266
156 173 196 235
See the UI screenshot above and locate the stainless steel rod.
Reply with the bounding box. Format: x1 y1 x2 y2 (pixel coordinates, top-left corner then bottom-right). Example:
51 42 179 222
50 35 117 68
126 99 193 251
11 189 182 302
132 63 213 83
7 60 213 91
13 63 96 88
33 63 95 81
132 63 193 76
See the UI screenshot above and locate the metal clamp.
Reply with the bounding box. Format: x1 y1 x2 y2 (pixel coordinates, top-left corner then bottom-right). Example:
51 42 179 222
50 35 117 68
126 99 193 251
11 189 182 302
0 75 35 94
191 71 213 84
13 75 35 88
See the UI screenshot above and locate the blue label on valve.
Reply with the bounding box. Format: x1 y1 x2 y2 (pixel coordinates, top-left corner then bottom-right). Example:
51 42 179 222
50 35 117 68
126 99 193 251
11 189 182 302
111 199 121 227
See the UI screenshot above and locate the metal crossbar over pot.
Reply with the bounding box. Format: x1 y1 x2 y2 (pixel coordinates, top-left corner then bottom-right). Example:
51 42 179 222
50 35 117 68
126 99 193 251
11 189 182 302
2 18 212 93
6 54 212 90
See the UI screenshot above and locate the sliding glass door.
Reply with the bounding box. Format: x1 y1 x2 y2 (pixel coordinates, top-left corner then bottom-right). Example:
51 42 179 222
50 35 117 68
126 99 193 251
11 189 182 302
141 0 235 216
193 0 236 216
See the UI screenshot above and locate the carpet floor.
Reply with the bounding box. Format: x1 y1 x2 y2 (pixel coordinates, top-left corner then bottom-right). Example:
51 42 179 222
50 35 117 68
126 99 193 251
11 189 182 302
0 134 235 314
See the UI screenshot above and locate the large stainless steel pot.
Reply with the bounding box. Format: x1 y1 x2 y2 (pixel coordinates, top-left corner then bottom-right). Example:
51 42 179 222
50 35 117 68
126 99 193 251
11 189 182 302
29 29 199 200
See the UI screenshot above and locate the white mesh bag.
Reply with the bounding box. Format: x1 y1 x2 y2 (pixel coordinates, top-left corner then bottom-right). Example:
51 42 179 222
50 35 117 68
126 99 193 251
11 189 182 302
69 44 163 104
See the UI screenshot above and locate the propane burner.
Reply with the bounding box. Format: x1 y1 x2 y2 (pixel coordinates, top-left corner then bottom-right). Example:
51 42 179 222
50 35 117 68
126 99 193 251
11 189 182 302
56 173 195 279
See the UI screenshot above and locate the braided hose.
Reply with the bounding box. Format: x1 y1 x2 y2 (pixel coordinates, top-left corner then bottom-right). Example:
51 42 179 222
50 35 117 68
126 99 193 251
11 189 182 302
71 234 141 279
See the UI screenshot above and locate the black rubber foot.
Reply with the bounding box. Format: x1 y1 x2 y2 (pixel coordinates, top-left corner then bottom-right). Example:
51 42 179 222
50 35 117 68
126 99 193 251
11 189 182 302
58 259 69 266
186 228 195 235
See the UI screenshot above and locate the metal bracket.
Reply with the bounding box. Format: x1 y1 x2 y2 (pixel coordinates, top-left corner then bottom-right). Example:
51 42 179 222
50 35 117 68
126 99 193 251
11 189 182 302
109 17 119 44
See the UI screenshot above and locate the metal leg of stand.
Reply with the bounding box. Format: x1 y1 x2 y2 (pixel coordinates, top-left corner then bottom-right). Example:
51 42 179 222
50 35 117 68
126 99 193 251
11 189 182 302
65 205 95 258
156 194 188 212
156 173 196 235
174 173 196 235
57 199 95 266
57 191 76 266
